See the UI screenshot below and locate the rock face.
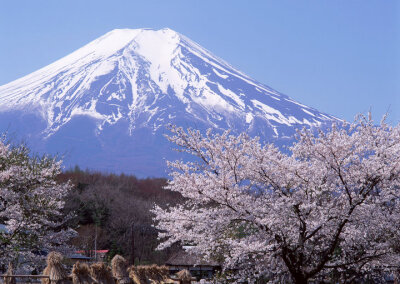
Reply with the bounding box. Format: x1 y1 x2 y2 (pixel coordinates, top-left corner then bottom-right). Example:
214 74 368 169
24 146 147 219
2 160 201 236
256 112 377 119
0 28 339 177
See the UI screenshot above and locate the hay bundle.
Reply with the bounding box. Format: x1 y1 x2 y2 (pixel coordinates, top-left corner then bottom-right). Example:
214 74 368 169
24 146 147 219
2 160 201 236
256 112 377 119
3 262 16 284
71 261 94 284
128 265 169 284
111 255 131 284
176 270 192 284
42 252 70 284
90 262 115 284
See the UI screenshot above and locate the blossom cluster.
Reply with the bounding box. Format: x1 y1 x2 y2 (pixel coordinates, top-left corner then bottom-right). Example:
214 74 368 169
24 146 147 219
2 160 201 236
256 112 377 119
0 140 75 267
154 116 400 283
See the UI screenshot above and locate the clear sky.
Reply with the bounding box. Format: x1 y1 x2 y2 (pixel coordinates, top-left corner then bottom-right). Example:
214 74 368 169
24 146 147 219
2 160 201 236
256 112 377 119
1 0 399 124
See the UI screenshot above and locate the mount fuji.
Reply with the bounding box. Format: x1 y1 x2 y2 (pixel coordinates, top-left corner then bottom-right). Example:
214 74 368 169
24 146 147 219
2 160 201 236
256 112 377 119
0 28 339 177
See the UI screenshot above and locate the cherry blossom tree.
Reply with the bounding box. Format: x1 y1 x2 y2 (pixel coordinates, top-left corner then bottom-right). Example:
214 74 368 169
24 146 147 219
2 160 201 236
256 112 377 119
0 139 75 267
154 115 400 283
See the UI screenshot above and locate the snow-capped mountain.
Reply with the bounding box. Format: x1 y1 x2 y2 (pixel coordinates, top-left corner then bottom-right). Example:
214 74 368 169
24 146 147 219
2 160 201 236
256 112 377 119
0 28 338 176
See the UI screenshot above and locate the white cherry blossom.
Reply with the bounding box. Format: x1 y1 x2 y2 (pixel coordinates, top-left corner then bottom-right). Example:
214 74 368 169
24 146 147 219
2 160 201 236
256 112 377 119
0 140 75 267
154 115 400 283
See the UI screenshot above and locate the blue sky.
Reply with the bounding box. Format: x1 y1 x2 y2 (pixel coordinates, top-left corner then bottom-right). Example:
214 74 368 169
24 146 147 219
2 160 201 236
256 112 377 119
0 0 398 124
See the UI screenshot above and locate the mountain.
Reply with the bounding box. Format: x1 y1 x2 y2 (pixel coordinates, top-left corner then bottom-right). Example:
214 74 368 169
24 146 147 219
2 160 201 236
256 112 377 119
0 28 339 177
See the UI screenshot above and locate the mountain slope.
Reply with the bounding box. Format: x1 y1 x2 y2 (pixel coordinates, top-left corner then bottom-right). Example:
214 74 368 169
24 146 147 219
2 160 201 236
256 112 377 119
0 28 339 176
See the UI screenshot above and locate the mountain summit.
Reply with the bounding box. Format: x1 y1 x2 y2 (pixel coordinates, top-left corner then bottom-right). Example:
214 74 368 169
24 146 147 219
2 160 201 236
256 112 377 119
0 28 338 176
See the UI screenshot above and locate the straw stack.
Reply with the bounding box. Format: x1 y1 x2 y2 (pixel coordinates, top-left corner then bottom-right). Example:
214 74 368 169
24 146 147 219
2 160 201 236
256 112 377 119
71 262 94 284
42 252 70 284
90 262 115 284
176 270 192 284
111 255 131 284
128 265 169 284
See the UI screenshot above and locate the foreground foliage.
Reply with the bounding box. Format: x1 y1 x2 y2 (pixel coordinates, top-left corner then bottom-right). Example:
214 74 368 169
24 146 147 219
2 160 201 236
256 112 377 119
154 116 400 283
0 139 75 266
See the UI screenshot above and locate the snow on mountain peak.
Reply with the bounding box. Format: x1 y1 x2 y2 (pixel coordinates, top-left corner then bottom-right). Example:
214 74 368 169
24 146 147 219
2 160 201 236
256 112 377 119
0 28 338 139
0 28 341 176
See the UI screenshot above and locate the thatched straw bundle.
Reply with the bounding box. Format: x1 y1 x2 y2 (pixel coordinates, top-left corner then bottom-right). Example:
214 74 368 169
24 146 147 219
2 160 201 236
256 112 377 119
90 262 115 284
71 261 94 284
176 270 192 284
128 265 169 284
111 255 131 284
3 262 16 284
42 252 70 284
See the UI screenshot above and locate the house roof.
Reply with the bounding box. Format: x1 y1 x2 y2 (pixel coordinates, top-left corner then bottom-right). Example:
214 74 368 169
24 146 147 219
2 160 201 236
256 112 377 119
68 253 92 260
165 250 220 267
76 250 109 254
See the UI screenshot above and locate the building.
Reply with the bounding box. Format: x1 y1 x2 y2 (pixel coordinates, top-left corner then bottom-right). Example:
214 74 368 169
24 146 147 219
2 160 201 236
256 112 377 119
165 250 221 280
66 252 92 264
75 250 109 262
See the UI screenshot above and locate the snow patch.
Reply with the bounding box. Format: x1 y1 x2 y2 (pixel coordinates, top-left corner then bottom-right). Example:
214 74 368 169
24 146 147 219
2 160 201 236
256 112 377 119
213 68 229 79
246 113 254 123
71 107 105 120
251 99 291 126
302 108 315 117
217 84 245 110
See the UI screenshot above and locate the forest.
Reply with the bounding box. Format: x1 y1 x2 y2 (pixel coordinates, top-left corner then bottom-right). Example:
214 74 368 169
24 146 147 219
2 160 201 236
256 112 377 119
58 167 183 264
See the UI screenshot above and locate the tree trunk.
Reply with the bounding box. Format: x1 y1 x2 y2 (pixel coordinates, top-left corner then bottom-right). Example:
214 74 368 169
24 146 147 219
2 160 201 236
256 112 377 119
292 272 308 284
